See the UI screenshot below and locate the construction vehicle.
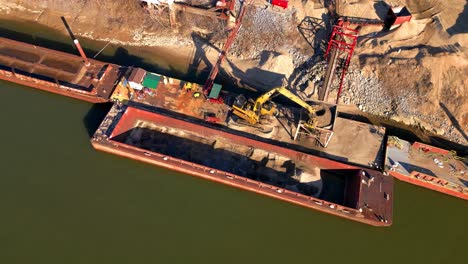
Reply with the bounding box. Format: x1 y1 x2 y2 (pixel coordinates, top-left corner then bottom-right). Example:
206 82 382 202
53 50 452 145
232 86 321 129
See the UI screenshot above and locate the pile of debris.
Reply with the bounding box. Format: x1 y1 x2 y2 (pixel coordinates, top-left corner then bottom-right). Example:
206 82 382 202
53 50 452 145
230 5 299 59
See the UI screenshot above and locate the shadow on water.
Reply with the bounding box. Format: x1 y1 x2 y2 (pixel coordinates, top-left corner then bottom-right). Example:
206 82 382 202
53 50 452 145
83 103 113 137
60 16 76 40
0 24 80 55
187 32 213 81
0 18 199 83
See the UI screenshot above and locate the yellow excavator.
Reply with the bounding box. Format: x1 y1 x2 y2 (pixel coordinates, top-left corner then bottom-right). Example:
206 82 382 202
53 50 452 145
231 86 320 129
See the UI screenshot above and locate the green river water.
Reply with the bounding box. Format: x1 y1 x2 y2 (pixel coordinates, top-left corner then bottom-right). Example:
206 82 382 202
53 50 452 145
0 19 467 263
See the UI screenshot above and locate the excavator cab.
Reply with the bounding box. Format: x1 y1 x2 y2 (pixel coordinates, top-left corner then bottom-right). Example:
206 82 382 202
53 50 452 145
232 94 278 124
233 94 248 109
232 86 322 127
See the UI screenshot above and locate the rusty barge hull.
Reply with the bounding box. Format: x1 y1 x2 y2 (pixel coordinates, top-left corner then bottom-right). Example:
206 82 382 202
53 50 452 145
0 37 121 103
389 172 467 200
0 70 106 103
92 104 393 226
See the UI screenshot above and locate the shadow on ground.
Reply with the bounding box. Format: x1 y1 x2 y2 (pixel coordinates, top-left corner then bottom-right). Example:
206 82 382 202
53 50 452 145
359 43 461 66
447 3 468 35
439 102 467 142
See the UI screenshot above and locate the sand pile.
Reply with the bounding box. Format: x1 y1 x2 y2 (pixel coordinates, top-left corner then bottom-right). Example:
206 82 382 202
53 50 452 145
227 52 295 91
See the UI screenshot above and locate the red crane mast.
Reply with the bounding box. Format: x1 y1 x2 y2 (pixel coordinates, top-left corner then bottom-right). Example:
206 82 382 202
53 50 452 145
203 0 252 101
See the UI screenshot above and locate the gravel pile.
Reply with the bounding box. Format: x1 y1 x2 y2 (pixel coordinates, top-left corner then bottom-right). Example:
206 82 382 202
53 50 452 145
230 6 297 59
342 68 466 144
343 68 392 115
289 58 326 92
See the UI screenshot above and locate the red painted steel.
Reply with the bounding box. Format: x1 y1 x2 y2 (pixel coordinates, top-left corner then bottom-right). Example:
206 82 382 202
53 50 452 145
324 24 358 104
270 0 288 9
390 171 468 200
203 0 252 98
394 16 411 25
412 142 450 155
73 39 90 67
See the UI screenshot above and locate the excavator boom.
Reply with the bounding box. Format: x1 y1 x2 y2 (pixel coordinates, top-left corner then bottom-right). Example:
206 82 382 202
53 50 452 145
268 87 318 115
232 86 318 126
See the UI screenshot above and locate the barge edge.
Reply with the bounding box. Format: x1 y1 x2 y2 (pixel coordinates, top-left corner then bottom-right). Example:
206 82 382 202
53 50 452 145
390 171 468 200
91 136 391 227
0 73 107 103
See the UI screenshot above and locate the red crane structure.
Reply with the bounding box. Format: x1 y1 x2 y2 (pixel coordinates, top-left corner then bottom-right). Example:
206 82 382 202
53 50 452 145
202 0 253 102
319 2 411 104
212 0 237 20
318 21 358 104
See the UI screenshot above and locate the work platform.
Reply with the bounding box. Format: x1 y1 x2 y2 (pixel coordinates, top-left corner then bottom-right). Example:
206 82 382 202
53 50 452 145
110 72 386 169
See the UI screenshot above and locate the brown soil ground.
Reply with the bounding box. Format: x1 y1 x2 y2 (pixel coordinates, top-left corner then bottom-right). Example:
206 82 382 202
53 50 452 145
0 0 466 146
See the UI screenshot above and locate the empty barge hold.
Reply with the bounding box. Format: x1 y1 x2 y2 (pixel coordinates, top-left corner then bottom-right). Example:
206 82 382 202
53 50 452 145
0 37 122 103
386 137 468 200
92 103 394 226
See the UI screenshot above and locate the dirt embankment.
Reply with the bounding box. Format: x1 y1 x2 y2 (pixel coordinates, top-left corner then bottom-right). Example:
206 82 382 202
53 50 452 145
0 0 466 145
352 0 468 144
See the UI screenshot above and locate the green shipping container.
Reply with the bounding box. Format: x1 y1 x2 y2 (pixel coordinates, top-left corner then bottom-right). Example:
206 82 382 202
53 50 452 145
142 73 161 89
208 83 222 99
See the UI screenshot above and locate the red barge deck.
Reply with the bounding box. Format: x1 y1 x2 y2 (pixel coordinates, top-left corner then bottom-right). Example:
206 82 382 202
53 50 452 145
92 104 394 226
385 137 468 200
0 37 121 103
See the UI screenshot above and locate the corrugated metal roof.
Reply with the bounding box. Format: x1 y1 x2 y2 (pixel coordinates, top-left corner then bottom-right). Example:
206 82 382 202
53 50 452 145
128 68 146 84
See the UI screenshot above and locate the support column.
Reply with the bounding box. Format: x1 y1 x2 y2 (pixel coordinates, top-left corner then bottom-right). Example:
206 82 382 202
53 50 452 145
168 2 178 29
73 39 90 67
